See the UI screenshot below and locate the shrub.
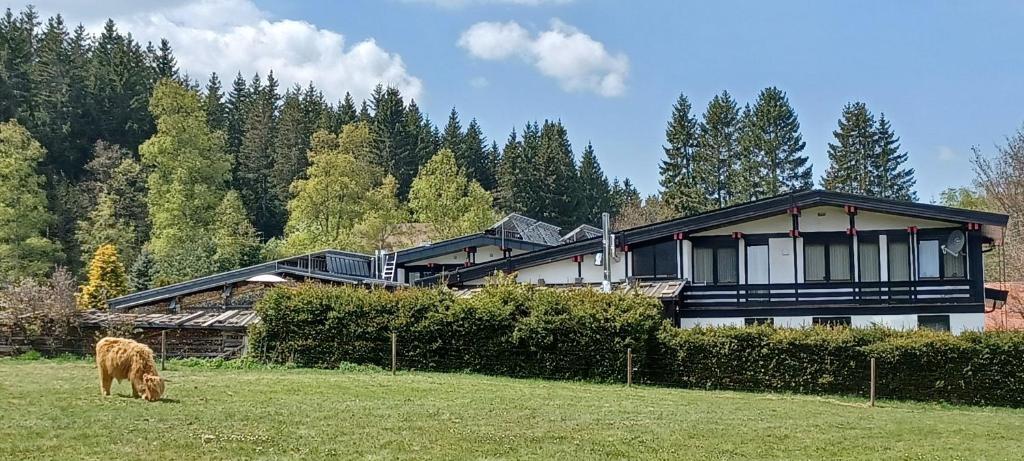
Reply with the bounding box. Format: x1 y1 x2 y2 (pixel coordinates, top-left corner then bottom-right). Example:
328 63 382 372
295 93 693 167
250 281 663 380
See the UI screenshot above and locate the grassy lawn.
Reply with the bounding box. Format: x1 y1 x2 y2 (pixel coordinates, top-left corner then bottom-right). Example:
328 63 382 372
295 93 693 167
1 359 1023 460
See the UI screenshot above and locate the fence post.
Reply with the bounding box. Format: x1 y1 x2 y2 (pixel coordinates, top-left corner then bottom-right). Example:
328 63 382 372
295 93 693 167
391 332 397 376
626 347 633 387
160 330 167 371
869 357 876 407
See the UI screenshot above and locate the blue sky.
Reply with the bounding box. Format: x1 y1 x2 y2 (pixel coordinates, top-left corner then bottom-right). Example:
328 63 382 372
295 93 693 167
16 0 1024 201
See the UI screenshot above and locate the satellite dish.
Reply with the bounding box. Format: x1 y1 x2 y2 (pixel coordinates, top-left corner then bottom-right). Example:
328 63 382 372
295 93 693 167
942 230 966 256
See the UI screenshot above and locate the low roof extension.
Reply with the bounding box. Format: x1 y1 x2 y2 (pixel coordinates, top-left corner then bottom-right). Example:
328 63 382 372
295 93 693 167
417 190 1009 286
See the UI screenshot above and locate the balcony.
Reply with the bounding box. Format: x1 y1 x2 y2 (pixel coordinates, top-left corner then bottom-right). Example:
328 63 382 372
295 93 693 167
682 279 977 309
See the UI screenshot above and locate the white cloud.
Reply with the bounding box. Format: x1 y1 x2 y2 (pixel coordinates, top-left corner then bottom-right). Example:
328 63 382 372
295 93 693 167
405 0 573 8
458 19 628 97
937 146 958 161
14 0 423 101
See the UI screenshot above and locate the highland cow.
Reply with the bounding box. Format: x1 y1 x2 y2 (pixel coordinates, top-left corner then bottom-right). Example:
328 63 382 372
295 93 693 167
95 337 165 401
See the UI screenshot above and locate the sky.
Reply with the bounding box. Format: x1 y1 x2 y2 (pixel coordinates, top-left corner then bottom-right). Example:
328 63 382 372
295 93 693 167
9 0 1024 202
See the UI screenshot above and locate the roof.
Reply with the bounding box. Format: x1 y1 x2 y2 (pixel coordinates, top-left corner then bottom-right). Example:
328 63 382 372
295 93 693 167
450 280 685 301
80 309 259 330
560 224 602 243
419 190 1011 286
490 213 563 245
394 233 550 264
108 250 401 311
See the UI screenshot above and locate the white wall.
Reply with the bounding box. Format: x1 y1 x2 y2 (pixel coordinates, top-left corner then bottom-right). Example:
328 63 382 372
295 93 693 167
691 207 958 238
681 317 745 328
949 313 985 334
768 237 795 283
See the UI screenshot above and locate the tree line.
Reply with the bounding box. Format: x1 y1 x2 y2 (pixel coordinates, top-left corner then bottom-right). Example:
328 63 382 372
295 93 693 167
0 7 633 291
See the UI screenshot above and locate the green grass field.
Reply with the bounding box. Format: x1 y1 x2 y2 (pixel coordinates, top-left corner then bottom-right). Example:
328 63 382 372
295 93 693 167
1 358 1023 460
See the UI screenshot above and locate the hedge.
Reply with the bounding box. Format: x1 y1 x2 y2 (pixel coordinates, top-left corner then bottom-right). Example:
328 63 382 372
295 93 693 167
250 282 1024 407
249 280 663 381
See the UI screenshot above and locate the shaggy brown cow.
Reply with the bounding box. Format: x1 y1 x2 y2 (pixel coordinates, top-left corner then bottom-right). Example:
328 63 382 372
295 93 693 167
95 337 165 401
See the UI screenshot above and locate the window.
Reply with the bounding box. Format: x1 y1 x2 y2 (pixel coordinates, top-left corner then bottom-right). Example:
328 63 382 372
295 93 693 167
888 240 911 282
744 317 774 326
918 315 951 332
631 240 678 278
691 240 738 285
746 244 769 284
918 240 940 279
859 240 881 282
917 237 968 280
804 238 852 282
812 316 852 327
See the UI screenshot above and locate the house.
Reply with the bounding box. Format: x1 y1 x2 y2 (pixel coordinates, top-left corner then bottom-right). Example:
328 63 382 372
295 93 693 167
106 214 561 311
417 190 1009 334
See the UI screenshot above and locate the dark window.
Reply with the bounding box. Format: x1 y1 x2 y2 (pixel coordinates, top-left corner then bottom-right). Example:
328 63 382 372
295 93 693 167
692 240 738 285
858 239 881 282
888 239 911 281
919 315 951 332
804 237 852 282
812 316 852 327
631 240 678 278
744 317 774 326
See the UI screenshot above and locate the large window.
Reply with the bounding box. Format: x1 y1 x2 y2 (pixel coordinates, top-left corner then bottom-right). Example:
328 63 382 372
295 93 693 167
692 241 738 285
631 240 678 278
804 237 852 282
917 237 967 280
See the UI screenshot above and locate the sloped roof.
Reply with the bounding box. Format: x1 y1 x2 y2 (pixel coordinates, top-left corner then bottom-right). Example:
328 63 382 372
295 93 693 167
450 280 684 301
80 309 259 330
419 190 1010 286
560 224 602 243
490 213 563 245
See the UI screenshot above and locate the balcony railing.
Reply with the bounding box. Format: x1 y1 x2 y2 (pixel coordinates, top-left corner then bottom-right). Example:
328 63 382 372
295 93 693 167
682 279 975 309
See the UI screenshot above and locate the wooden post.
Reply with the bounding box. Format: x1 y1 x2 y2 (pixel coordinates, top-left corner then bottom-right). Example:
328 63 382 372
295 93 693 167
391 332 397 375
626 347 633 387
160 330 167 371
869 357 876 407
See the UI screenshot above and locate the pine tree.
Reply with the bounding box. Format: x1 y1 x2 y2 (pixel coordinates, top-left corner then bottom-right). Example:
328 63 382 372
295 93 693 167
693 91 743 208
534 120 579 227
271 88 310 205
658 93 709 215
409 149 496 240
495 128 526 213
369 85 416 197
224 72 249 158
141 80 232 284
440 107 463 155
872 114 917 201
212 190 261 271
821 102 876 195
284 122 380 253
337 92 358 127
203 72 227 133
403 99 438 171
77 243 128 311
235 73 282 238
31 14 89 179
461 119 492 190
128 247 154 292
150 38 178 82
0 120 62 281
576 142 613 225
737 87 812 201
88 19 154 150
485 140 501 192
611 177 641 216
0 7 38 122
358 100 371 122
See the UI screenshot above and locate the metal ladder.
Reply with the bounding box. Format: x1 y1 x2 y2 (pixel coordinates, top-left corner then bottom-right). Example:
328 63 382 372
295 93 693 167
380 252 397 281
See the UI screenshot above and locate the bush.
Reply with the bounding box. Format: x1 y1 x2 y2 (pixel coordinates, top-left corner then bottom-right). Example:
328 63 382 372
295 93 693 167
250 281 663 380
